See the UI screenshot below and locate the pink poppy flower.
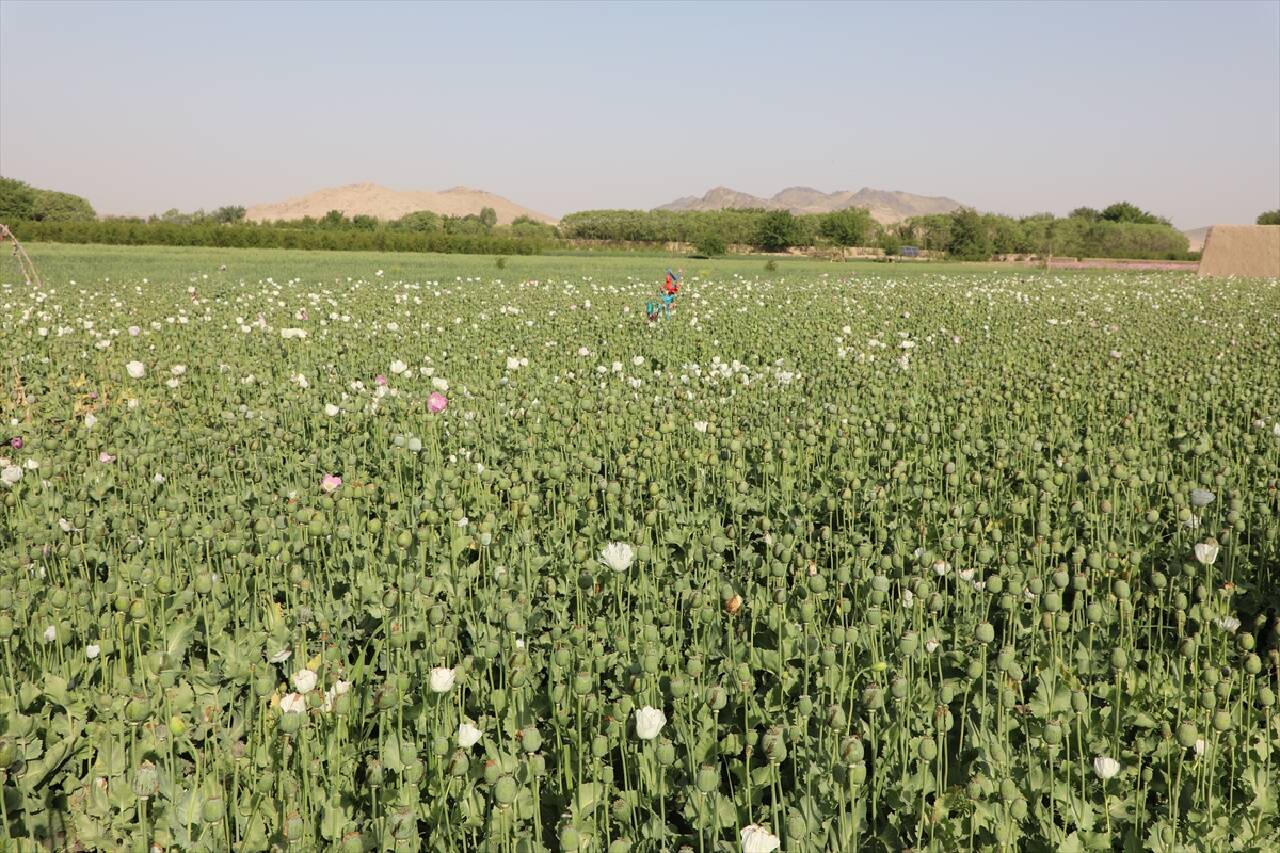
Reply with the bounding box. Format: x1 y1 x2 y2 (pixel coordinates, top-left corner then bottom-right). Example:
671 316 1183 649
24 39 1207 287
374 374 388 387
9 437 21 450
321 474 342 493
98 452 115 464
428 392 448 414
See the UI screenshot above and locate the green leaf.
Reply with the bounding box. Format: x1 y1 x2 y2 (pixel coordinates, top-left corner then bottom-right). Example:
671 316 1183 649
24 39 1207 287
43 674 69 707
571 781 605 816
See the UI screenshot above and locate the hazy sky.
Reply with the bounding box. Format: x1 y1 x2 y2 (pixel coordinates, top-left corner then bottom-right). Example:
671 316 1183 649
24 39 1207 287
2 0 1277 227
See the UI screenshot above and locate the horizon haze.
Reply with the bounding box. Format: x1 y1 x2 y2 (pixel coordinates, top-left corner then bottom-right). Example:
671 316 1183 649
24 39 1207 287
1 0 1278 228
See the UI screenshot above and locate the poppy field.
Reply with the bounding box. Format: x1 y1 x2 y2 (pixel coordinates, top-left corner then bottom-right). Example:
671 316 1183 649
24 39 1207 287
1 245 1279 852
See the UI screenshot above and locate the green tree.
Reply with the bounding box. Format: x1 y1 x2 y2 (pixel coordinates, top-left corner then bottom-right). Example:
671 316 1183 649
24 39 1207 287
157 208 194 225
818 208 874 247
877 228 902 257
212 205 246 224
396 210 443 231
1100 201 1167 226
1257 210 1280 225
510 215 556 239
444 215 486 236
755 210 802 251
351 214 378 230
696 232 727 256
946 208 993 260
0 177 37 220
321 210 347 227
479 207 497 229
1068 207 1101 222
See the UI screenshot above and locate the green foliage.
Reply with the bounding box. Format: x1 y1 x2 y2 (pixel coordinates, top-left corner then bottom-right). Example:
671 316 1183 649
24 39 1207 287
321 210 347 227
0 247 1276 850
696 232 726 256
8 219 544 255
561 208 832 250
31 189 96 222
495 255 508 270
1257 210 1280 226
755 210 802 252
893 208 1191 260
877 228 902 257
0 177 37 221
479 207 497 229
211 206 246 224
394 210 443 231
1 177 96 222
764 258 778 272
1069 206 1102 222
443 215 487 236
818 208 874 247
350 214 378 230
1100 201 1168 226
946 208 993 260
509 216 558 240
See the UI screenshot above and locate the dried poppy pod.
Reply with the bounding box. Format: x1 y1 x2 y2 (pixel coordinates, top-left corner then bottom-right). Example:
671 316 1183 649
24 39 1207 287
723 593 742 615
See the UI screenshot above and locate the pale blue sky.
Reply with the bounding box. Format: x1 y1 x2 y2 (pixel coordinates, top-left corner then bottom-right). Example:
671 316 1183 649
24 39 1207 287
1 0 1277 227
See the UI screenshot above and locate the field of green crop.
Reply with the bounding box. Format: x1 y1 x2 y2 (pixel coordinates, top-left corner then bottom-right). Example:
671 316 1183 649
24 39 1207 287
2 244 1278 852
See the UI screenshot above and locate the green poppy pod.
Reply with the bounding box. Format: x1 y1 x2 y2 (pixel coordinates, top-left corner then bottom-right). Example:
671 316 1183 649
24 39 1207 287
521 727 542 753
493 775 518 805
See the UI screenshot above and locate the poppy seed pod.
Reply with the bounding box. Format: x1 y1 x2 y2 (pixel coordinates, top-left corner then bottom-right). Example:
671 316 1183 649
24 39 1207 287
493 775 517 805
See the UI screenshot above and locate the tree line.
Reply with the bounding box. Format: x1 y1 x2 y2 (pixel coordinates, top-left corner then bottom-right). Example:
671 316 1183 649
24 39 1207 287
559 208 878 254
8 220 546 255
6 173 1274 260
562 203 1196 260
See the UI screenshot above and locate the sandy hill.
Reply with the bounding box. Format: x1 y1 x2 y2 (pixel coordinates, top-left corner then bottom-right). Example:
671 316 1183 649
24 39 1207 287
656 185 965 223
245 183 556 225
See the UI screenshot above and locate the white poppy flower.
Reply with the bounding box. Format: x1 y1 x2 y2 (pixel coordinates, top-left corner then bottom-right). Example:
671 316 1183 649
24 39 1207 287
390 359 407 375
1092 756 1120 780
292 669 318 694
598 542 635 573
43 625 57 643
458 722 483 748
634 706 667 740
1194 543 1218 566
1214 615 1241 633
740 824 782 853
429 667 455 693
280 693 307 714
0 465 21 487
125 360 146 378
86 644 100 659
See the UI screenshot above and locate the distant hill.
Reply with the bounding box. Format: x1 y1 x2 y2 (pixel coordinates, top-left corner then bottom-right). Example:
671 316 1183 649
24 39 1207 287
245 182 556 225
1182 226 1209 252
656 185 965 223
